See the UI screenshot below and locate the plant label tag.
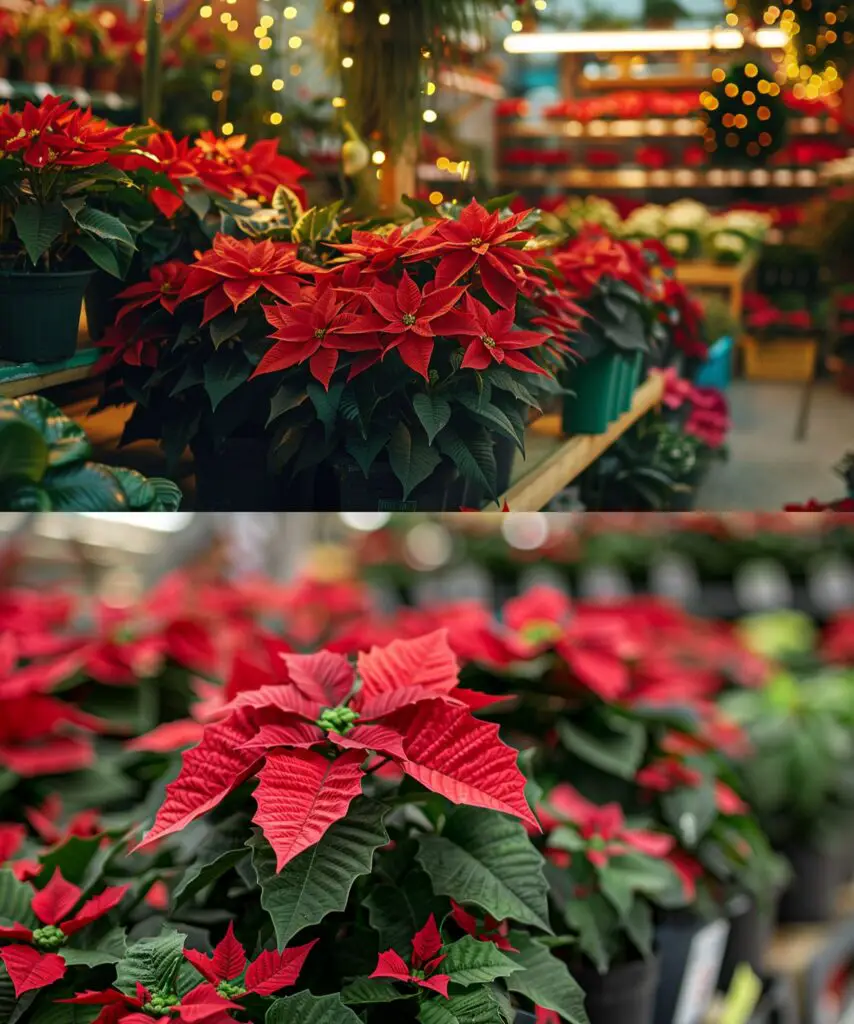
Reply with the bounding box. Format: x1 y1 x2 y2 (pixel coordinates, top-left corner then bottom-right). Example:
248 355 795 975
672 919 731 1024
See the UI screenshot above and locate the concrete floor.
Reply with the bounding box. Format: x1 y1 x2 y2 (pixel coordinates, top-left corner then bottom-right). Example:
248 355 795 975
697 380 854 510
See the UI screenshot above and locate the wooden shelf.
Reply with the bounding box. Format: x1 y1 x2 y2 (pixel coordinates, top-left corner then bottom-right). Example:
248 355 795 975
498 373 665 511
0 348 100 399
498 116 839 140
498 168 825 190
675 253 759 321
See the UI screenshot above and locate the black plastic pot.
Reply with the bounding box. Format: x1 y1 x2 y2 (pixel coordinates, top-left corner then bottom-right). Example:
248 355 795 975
192 436 313 511
337 458 469 512
777 843 842 924
0 269 92 363
495 434 517 496
654 913 730 1024
574 957 659 1024
718 894 778 992
84 270 124 341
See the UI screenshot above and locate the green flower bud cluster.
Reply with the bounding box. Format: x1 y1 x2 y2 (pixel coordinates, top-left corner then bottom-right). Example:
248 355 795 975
32 926 66 951
143 990 180 1015
217 981 247 999
317 705 359 735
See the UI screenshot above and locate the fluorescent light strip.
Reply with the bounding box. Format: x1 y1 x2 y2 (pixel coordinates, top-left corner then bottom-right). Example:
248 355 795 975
504 27 789 55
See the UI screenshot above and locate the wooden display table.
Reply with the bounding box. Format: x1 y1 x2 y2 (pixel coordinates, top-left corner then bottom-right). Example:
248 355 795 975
0 348 100 399
496 373 665 511
675 253 759 323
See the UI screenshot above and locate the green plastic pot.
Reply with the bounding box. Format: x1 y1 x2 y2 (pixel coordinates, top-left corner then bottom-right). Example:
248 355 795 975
563 351 622 435
0 269 93 363
616 351 644 415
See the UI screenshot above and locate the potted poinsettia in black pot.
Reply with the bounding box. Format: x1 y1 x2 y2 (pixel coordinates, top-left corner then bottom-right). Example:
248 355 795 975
534 783 686 1024
721 668 854 924
0 96 141 362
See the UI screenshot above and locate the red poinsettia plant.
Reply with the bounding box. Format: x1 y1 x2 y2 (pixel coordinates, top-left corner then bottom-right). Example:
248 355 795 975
0 95 139 274
0 628 591 1024
98 196 575 509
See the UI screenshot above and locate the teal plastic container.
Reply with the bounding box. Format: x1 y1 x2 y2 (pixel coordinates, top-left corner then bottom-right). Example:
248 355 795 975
563 352 623 435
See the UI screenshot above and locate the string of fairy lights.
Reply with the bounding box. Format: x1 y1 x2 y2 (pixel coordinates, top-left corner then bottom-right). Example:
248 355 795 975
187 0 543 194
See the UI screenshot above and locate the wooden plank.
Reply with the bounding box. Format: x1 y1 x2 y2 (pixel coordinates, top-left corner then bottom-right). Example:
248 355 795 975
0 349 101 399
499 373 665 512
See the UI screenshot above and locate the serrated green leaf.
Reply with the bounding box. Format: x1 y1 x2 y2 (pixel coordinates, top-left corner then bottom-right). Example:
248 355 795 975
251 797 390 947
416 808 550 932
75 234 133 279
173 847 247 908
340 979 413 1005
413 393 451 445
507 932 589 1024
266 992 361 1024
441 935 521 986
60 947 122 968
307 381 345 439
13 202 64 264
455 393 524 451
115 931 185 996
418 988 505 1024
388 422 442 500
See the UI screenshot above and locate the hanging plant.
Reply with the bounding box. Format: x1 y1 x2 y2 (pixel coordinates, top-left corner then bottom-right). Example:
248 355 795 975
321 0 529 154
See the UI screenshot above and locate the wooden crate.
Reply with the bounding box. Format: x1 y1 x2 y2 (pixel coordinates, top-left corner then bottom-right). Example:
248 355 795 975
742 335 818 383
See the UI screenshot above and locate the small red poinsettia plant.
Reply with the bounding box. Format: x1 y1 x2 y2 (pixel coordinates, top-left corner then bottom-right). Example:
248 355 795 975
0 96 140 274
535 784 687 974
98 196 575 508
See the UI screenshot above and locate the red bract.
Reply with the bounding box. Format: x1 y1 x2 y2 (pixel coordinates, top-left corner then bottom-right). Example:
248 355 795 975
24 794 103 847
0 95 125 168
62 982 240 1023
450 901 517 953
178 235 308 324
362 272 468 378
637 757 748 817
553 232 644 298
116 260 190 321
407 199 539 308
134 632 537 869
0 824 25 863
370 915 451 998
539 785 673 867
114 129 203 218
257 286 382 388
331 227 412 274
450 295 549 375
0 870 129 996
193 131 309 206
0 696 103 776
184 922 316 1000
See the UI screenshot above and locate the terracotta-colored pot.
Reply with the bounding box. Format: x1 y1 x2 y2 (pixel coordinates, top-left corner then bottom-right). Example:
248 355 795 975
90 65 119 92
54 64 86 88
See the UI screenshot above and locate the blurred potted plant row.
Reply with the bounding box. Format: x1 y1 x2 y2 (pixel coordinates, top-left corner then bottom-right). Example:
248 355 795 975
0 94 724 512
3 556 854 1024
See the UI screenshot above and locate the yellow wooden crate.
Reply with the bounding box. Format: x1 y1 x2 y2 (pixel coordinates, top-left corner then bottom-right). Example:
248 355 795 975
741 335 818 382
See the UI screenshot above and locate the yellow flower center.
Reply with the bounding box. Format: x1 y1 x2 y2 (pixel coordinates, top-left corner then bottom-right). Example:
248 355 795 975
482 335 496 348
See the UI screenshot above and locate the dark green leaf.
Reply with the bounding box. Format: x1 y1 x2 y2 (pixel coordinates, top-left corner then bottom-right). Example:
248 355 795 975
115 931 186 996
265 992 361 1024
37 836 104 887
210 314 248 349
8 395 90 468
413 393 451 445
340 979 413 1005
13 202 64 264
76 234 133 279
345 432 389 479
441 935 521 986
75 208 135 250
204 346 252 412
307 381 345 439
388 422 442 500
418 988 506 1024
416 808 550 932
364 868 446 956
0 870 36 929
556 716 647 780
42 463 128 511
0 421 48 484
251 797 390 947
437 425 497 503
506 932 590 1024
268 386 308 426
